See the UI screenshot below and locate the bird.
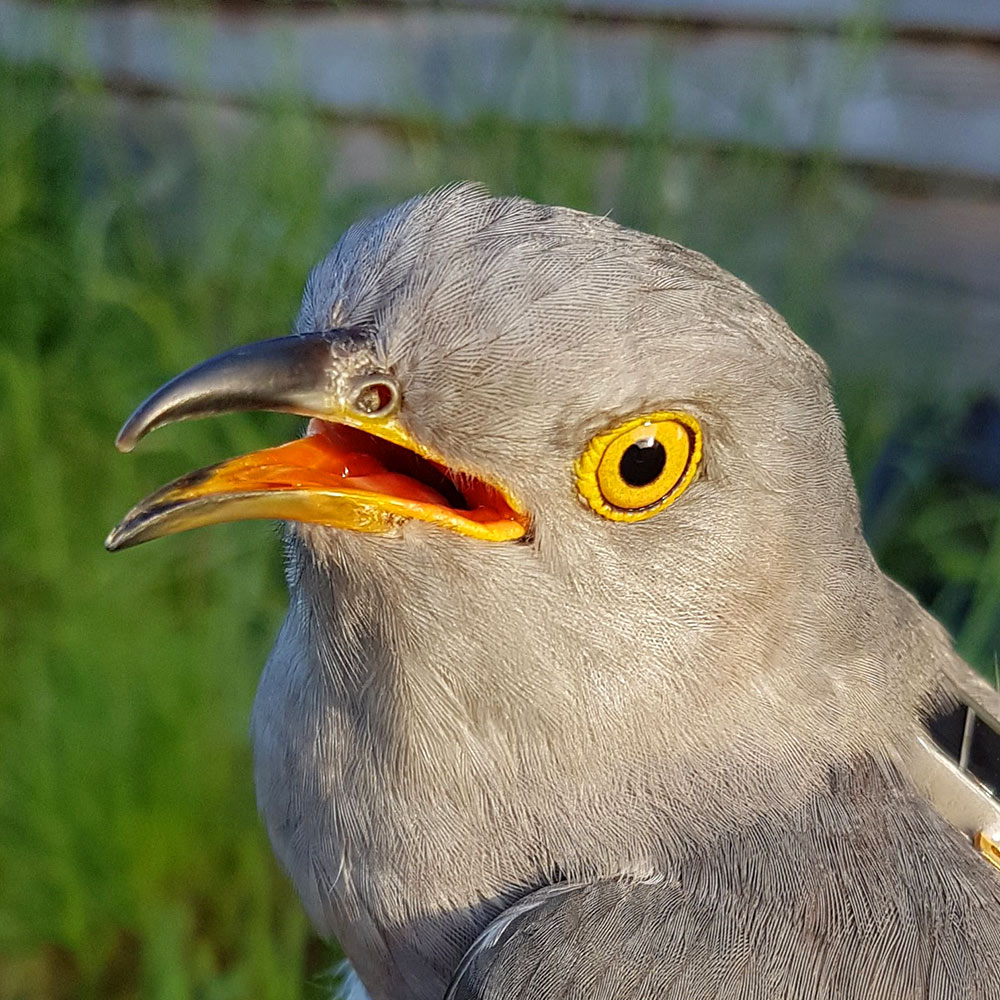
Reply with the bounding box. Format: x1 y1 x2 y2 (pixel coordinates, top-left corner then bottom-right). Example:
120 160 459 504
107 183 1000 999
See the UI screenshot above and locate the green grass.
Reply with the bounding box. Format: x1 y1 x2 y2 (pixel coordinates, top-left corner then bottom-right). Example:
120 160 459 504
2 44 1000 1000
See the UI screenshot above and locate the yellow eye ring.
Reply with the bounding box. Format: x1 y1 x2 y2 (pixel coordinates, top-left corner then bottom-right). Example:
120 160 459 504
575 412 702 522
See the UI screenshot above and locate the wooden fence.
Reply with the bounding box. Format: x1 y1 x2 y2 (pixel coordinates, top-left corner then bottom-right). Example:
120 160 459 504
1 0 998 394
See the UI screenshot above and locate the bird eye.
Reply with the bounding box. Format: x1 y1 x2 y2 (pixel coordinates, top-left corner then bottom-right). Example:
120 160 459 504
575 412 702 522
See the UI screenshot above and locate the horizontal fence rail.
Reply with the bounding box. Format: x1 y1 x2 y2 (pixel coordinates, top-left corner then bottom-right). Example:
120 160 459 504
2 0 1000 180
393 0 1000 38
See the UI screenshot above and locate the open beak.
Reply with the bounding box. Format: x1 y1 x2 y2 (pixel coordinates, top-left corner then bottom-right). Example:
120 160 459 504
105 331 528 551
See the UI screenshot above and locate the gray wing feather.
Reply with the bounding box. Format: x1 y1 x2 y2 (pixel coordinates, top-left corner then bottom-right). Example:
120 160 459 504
448 763 1000 1000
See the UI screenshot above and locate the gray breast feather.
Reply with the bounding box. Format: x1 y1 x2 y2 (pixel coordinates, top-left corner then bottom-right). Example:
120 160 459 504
446 761 1000 1000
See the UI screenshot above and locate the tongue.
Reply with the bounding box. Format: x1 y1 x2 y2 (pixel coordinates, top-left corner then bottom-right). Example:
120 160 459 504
209 432 453 507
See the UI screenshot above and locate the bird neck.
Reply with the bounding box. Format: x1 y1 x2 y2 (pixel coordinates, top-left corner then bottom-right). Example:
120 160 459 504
278 533 953 837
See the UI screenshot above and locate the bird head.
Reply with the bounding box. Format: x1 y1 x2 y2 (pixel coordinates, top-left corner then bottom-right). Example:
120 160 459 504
107 185 934 788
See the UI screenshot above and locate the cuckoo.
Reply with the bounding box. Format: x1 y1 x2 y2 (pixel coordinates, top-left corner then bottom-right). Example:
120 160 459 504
108 185 1000 999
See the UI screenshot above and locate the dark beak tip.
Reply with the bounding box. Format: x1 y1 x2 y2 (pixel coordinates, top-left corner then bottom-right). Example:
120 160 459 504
105 507 148 551
115 410 147 453
104 520 130 551
105 523 145 553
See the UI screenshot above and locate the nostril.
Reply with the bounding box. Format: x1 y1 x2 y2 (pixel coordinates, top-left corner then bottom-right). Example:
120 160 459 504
349 376 400 419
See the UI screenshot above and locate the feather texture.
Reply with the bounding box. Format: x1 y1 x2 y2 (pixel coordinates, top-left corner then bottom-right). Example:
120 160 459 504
447 760 1000 998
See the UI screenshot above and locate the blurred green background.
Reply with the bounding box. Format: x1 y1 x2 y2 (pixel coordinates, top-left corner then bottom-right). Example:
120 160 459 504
2 1 1000 997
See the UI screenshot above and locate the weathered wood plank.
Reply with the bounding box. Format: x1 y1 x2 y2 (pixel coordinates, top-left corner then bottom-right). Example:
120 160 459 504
65 86 1000 401
3 1 1000 179
855 192 1000 300
393 0 1000 39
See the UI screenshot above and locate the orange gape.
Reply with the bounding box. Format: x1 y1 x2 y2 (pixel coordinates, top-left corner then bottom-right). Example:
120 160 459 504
196 434 455 507
169 420 525 531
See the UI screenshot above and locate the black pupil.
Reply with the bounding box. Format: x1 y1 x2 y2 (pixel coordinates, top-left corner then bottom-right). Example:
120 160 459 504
619 438 667 488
